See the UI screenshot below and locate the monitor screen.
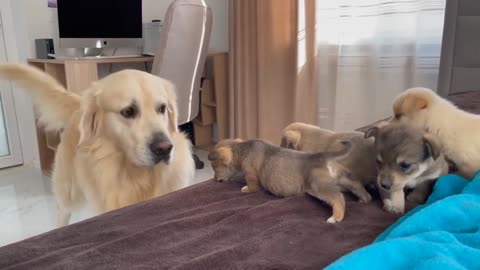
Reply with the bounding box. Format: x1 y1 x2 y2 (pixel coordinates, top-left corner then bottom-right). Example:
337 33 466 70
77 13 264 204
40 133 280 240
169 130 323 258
57 0 142 39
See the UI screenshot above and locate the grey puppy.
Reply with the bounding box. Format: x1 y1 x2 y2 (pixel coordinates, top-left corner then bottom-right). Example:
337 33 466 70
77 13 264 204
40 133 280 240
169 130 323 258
208 139 372 223
365 122 448 214
281 122 377 191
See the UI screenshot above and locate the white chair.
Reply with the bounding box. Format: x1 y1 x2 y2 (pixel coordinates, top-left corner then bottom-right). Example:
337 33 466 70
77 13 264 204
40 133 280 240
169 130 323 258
151 0 212 169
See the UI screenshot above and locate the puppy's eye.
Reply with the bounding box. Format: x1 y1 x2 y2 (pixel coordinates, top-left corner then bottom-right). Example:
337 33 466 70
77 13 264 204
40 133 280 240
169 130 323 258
120 106 137 119
156 104 166 114
399 162 411 172
394 113 403 119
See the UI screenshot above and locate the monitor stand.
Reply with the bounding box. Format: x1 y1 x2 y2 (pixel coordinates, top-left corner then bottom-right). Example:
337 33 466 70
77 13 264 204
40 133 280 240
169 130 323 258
60 48 105 58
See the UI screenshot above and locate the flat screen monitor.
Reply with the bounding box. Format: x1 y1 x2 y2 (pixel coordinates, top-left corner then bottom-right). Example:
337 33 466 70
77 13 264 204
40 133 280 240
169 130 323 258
57 0 142 49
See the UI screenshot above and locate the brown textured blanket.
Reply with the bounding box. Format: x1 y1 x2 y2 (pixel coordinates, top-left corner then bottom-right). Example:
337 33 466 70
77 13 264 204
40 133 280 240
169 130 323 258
0 91 478 270
0 178 408 270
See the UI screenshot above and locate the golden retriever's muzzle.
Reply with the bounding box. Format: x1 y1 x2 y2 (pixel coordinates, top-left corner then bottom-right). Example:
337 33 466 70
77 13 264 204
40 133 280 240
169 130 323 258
149 133 173 164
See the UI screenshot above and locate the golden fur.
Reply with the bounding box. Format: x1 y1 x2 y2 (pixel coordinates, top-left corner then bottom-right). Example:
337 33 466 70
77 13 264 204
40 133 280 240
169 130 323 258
391 87 480 178
0 64 194 226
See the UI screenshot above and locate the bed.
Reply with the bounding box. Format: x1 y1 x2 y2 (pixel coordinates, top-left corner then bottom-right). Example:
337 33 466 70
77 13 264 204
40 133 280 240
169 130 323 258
0 90 477 269
3 1 480 267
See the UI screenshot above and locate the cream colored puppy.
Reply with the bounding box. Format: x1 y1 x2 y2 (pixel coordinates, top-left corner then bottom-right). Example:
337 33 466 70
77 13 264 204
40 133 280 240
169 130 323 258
391 87 480 178
0 64 194 226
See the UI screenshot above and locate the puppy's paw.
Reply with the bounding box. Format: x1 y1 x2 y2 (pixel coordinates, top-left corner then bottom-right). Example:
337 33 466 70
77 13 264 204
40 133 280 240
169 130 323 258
326 216 337 223
359 193 372 203
383 199 404 214
241 186 250 193
406 191 426 204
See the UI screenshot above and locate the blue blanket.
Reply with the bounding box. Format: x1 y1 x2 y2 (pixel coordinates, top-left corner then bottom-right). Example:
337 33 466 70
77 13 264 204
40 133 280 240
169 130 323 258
326 172 480 270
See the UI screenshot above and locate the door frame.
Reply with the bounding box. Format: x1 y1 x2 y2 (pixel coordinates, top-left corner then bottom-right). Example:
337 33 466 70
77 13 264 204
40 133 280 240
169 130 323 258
0 0 23 168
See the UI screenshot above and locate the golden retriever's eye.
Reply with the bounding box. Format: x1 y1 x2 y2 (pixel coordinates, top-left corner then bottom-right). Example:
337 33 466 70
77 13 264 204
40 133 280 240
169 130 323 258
120 106 137 119
156 104 166 114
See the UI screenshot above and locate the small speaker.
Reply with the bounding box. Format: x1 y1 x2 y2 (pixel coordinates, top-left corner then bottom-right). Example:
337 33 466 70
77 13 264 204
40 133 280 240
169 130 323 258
35 39 55 59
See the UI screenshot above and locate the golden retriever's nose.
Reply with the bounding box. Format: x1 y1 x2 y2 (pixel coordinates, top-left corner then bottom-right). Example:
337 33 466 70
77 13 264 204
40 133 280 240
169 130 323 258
149 133 173 163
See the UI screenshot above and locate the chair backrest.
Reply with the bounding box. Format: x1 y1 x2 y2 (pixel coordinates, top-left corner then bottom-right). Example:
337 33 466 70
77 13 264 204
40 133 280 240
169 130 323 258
152 0 212 125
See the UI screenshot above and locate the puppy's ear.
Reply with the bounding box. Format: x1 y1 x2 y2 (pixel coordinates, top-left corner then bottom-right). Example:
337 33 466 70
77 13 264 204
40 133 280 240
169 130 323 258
393 91 429 117
423 133 441 160
364 126 379 139
164 80 179 133
78 87 103 145
208 147 233 164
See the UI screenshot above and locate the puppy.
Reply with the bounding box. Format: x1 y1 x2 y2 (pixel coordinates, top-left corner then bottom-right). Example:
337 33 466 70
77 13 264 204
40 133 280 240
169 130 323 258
208 139 372 223
0 64 195 226
365 122 448 213
391 87 480 178
281 122 377 189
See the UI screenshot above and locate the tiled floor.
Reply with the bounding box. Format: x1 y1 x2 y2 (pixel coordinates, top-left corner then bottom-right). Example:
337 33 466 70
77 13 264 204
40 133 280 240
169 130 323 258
0 149 213 247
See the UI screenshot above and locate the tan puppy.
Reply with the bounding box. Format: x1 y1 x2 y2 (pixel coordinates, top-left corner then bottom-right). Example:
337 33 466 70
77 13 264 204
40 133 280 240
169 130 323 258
0 64 194 226
208 139 373 223
391 87 480 178
365 122 448 213
281 122 377 189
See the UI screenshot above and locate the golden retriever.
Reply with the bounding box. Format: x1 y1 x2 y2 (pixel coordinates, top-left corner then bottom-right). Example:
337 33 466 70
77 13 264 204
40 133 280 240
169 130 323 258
391 87 480 178
0 64 194 226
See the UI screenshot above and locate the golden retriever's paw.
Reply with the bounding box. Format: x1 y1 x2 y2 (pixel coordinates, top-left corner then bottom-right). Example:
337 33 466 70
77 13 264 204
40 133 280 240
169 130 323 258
383 199 404 214
241 186 250 193
326 216 340 223
359 193 372 203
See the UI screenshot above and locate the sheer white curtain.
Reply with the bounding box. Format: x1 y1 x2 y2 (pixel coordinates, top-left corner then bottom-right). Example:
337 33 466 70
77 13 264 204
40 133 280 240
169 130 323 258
314 0 446 131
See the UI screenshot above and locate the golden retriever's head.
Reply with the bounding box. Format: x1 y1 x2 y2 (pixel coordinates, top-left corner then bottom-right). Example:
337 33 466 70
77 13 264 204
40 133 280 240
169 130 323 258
390 87 436 128
78 70 178 167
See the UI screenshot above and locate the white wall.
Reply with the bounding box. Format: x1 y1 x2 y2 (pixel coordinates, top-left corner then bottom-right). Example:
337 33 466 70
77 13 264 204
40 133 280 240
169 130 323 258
7 0 41 168
23 0 229 55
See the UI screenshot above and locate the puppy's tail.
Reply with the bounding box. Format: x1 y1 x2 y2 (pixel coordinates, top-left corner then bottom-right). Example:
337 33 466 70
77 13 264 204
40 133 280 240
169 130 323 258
0 64 81 131
321 140 353 160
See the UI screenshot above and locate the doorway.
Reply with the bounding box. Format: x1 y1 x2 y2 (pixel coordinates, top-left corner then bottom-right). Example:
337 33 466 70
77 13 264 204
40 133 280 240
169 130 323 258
0 1 23 168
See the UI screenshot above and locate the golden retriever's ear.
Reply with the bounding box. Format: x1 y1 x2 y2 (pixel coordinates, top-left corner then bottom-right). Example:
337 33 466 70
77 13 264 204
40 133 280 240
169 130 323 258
164 80 179 133
423 133 441 160
208 147 233 164
78 88 103 145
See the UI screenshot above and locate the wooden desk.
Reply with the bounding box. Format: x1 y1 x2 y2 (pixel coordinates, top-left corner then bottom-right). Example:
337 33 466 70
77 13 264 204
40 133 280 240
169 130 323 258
28 57 154 93
28 53 228 174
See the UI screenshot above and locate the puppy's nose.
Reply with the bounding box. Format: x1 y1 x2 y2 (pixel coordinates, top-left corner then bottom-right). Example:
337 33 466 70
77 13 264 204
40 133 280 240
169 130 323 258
149 133 173 161
380 179 392 191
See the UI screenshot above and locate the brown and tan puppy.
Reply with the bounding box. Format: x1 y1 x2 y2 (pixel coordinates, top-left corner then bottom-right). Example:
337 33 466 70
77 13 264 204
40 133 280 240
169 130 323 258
391 87 480 178
281 122 377 190
365 122 449 214
208 139 373 223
